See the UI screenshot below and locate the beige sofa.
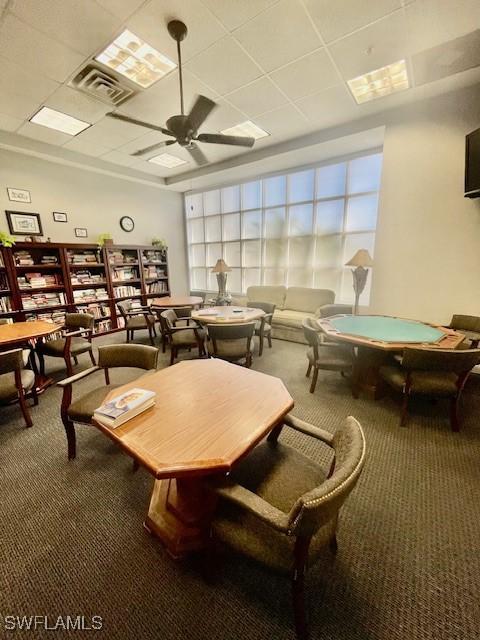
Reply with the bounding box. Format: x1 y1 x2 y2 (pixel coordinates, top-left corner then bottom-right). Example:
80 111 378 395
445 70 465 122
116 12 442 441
235 286 336 344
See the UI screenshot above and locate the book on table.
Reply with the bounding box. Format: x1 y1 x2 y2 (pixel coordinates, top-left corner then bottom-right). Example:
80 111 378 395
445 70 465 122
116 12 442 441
94 388 156 428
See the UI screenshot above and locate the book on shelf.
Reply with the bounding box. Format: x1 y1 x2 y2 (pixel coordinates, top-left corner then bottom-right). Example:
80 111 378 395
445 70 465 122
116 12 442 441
108 251 137 265
146 281 168 294
76 302 111 319
73 288 109 303
0 254 4 267
94 388 156 428
95 319 112 334
0 317 13 324
18 272 61 289
143 265 166 279
26 310 65 325
113 285 141 298
0 272 8 289
68 250 100 264
142 249 166 264
14 251 34 266
21 291 66 309
71 270 104 285
0 297 12 313
41 255 58 264
112 266 137 281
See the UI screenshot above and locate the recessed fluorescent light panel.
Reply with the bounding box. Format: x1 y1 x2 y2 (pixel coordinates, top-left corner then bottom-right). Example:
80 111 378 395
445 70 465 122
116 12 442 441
220 120 269 140
95 29 177 88
348 60 409 104
149 153 187 168
29 106 91 135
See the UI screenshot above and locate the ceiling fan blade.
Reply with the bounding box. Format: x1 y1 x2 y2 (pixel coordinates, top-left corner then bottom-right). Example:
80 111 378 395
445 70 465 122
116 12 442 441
185 143 208 166
132 140 177 157
186 95 217 132
196 133 255 148
106 112 174 137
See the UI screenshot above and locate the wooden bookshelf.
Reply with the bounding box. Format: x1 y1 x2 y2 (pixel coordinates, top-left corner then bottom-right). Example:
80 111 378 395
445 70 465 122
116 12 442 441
0 242 170 336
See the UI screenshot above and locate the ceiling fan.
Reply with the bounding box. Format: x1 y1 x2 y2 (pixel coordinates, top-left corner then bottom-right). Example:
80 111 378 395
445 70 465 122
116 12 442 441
106 20 255 166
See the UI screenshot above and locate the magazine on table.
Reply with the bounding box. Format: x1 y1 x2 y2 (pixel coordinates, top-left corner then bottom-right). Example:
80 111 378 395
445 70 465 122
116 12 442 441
94 388 156 428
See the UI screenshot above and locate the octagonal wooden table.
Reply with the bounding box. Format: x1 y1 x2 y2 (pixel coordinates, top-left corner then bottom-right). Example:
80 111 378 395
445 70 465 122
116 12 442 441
93 359 293 557
192 305 265 325
150 295 204 309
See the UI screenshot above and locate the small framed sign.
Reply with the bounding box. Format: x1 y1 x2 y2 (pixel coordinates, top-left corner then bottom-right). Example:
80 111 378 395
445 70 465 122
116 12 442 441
5 211 43 236
53 211 68 223
7 187 31 203
75 228 88 238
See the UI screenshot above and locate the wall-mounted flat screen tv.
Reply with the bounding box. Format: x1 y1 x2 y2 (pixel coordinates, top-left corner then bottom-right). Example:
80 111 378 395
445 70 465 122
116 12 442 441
465 127 480 198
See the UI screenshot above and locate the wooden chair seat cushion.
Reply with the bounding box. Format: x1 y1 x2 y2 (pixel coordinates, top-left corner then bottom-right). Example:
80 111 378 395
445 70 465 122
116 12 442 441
0 369 35 402
67 385 120 423
307 346 353 371
212 441 332 573
254 321 271 334
42 337 91 357
126 315 156 330
171 328 206 346
207 338 255 359
379 365 458 396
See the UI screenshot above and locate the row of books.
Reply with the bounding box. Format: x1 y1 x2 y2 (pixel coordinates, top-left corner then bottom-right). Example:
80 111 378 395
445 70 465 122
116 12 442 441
68 250 101 264
142 250 166 264
112 267 138 281
71 271 105 285
26 310 65 324
21 291 66 309
95 319 112 334
146 281 168 294
108 250 137 265
0 297 12 312
113 285 141 297
14 251 59 265
17 272 61 289
0 272 8 290
76 302 111 319
143 266 167 279
73 288 109 304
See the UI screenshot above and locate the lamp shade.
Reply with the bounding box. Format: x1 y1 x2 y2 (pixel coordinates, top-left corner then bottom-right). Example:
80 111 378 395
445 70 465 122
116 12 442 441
345 249 373 268
211 259 232 273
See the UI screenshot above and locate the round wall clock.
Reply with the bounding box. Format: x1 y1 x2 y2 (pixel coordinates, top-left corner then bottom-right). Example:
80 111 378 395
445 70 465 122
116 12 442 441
120 216 134 232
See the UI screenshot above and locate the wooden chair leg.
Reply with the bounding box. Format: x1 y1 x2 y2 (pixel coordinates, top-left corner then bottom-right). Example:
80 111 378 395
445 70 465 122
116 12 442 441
258 334 264 357
309 367 318 394
37 350 46 378
62 417 77 460
17 386 33 428
148 326 154 346
292 537 311 640
89 349 96 366
132 459 140 472
450 395 460 432
400 392 409 426
170 346 175 366
30 383 39 406
126 329 131 343
73 355 79 366
162 334 166 353
65 357 74 377
268 333 272 348
306 363 312 378
329 533 338 554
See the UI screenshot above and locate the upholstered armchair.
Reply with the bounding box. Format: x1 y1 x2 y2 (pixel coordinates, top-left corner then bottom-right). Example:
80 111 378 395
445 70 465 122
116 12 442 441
58 343 159 459
207 414 366 640
152 305 192 353
37 313 95 377
207 322 255 368
117 300 157 346
159 309 205 365
378 346 480 430
448 314 480 347
302 318 355 395
247 301 275 356
0 348 38 428
318 304 354 318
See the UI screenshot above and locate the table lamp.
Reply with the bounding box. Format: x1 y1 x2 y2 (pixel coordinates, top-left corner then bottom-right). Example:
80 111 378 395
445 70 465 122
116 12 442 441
211 259 232 306
345 249 373 315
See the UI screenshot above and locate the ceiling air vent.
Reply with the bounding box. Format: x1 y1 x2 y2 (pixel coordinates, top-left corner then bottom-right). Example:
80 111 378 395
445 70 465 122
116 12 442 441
69 63 137 106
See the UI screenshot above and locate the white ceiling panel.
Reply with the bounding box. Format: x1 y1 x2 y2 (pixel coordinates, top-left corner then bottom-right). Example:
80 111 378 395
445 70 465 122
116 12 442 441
10 0 120 56
201 0 280 32
45 86 110 123
304 0 402 44
198 99 246 133
234 0 321 72
100 150 141 167
0 57 59 119
185 36 262 94
128 0 226 64
17 122 73 146
328 10 409 80
73 121 141 149
224 77 288 117
95 0 146 21
406 0 480 54
63 137 112 157
254 104 310 140
0 14 85 83
295 85 357 128
269 48 341 101
0 113 23 132
94 115 149 140
117 131 172 155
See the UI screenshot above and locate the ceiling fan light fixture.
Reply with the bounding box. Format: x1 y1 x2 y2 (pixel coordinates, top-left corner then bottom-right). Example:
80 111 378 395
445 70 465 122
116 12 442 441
96 29 177 89
347 59 409 104
220 120 269 140
149 153 188 168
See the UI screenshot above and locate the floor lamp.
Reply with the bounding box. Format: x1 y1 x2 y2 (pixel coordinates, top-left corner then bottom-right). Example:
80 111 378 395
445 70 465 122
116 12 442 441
211 259 232 306
345 249 373 315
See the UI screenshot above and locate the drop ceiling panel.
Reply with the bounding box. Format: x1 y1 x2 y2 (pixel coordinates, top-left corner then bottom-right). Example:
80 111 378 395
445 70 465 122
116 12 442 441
63 137 112 157
10 0 120 56
269 49 341 101
100 149 140 167
0 57 59 119
234 0 321 72
73 121 141 149
295 85 357 128
117 131 172 155
328 10 409 79
253 104 310 140
185 36 262 94
224 77 288 117
0 113 23 132
201 0 280 32
0 14 85 83
17 122 73 146
304 0 402 44
198 99 246 133
95 0 146 21
45 86 110 123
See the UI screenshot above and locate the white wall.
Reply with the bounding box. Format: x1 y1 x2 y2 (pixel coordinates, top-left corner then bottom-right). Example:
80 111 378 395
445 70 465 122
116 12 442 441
0 149 188 294
369 84 480 324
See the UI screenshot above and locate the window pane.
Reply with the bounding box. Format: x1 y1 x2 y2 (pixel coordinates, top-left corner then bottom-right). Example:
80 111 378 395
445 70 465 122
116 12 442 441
288 269 312 287
264 268 285 285
190 244 205 267
204 189 221 215
206 243 222 267
224 241 241 267
316 162 346 198
223 213 240 240
289 203 313 236
265 207 286 238
242 210 261 239
208 270 218 291
242 181 261 209
348 153 382 194
314 268 342 292
265 239 287 268
289 237 313 268
187 218 204 243
340 268 372 304
315 199 344 235
222 185 240 213
185 192 203 218
191 268 206 290
264 175 286 207
243 240 261 267
228 268 241 293
343 232 375 265
205 215 221 242
314 235 343 269
288 169 314 203
244 268 261 289
345 194 378 232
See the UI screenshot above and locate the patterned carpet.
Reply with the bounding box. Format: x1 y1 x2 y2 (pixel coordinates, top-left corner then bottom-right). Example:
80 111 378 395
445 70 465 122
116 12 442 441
1 333 480 640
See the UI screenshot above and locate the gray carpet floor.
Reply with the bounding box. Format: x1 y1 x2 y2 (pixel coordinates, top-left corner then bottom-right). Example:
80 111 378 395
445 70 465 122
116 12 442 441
1 333 480 640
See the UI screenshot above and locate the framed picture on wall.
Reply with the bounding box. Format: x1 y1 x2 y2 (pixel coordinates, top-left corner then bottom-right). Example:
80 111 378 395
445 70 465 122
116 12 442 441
75 228 88 238
7 187 31 203
5 211 43 236
53 211 68 223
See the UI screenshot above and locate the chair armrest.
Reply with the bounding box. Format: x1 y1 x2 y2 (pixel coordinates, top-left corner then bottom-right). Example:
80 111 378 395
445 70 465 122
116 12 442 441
62 328 91 338
213 481 291 533
284 413 334 446
57 366 100 387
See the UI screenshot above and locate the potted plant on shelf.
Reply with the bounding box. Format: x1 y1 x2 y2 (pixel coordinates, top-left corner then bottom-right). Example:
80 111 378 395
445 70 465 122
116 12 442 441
0 231 15 247
97 233 113 247
152 237 167 250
